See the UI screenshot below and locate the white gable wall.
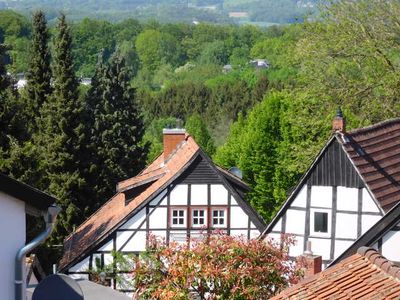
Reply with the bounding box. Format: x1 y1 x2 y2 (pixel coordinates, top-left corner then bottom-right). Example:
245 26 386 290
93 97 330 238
67 183 263 291
266 184 383 267
0 191 26 300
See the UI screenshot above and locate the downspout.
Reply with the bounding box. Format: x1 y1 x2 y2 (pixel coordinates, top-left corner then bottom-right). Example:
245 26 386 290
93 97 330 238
15 204 61 300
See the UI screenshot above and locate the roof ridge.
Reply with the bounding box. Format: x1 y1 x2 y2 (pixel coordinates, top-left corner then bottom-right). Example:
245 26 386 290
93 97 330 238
347 117 400 136
357 247 400 280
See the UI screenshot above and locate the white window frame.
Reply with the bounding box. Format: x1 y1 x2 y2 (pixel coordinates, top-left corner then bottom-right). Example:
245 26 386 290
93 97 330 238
191 208 207 228
310 208 331 237
211 208 227 228
171 208 187 228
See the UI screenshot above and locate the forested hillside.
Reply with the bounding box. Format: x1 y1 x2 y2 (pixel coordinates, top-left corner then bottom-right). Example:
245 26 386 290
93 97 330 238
1 0 400 269
0 0 316 24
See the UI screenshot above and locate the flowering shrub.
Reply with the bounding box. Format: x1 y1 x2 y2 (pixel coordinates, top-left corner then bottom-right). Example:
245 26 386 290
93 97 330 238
132 232 302 299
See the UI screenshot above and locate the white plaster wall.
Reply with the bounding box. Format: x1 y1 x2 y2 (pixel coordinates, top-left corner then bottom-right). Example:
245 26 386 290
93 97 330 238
382 231 400 261
337 187 358 211
272 219 282 232
149 207 167 229
362 189 380 213
285 210 306 235
250 230 260 238
69 257 90 272
311 186 332 208
210 185 228 205
120 208 146 230
0 192 26 300
230 229 248 237
361 215 381 234
149 189 168 206
334 240 353 259
153 230 167 241
308 238 331 260
291 186 307 208
170 184 188 205
121 231 146 252
267 233 281 246
250 222 256 229
104 253 113 266
336 213 358 239
230 206 248 228
191 184 208 205
230 195 238 205
98 239 113 251
289 236 304 257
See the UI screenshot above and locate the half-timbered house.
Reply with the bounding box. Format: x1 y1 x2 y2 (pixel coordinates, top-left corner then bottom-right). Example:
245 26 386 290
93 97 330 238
59 129 265 292
261 112 400 267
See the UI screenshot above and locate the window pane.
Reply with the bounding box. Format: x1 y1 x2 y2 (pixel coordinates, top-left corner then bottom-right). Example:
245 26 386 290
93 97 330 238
179 210 184 217
173 219 177 225
179 219 184 225
314 212 328 232
213 211 218 217
220 210 224 217
199 210 204 217
219 218 224 225
173 211 177 217
193 219 198 225
213 218 218 224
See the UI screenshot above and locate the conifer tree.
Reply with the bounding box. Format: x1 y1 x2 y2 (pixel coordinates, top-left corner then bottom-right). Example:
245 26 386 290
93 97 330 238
37 14 86 238
85 51 147 206
24 10 52 127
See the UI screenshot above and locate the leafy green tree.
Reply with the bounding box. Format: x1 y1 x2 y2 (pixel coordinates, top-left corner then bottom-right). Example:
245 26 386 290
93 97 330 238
23 10 52 128
214 92 283 220
135 29 180 72
185 113 215 156
295 0 400 123
85 51 148 206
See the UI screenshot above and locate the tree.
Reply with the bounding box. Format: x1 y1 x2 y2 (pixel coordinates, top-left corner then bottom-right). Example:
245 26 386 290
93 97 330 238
36 14 86 238
132 232 302 299
185 113 215 156
135 29 180 72
84 51 148 207
23 10 52 128
295 0 400 123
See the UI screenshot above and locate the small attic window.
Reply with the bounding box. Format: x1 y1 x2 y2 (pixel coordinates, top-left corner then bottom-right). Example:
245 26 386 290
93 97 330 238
123 181 155 205
314 212 328 233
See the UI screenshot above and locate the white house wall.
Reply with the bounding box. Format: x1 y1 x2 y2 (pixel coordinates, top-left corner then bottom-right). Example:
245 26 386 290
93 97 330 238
0 192 26 300
267 184 383 266
67 183 262 292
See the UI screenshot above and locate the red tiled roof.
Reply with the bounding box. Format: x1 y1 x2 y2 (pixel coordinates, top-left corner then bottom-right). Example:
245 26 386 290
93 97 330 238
272 247 400 300
342 118 400 212
59 135 200 270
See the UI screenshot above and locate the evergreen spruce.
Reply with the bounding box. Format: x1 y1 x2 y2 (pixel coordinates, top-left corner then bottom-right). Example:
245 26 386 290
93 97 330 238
24 10 52 127
37 14 86 239
85 51 147 207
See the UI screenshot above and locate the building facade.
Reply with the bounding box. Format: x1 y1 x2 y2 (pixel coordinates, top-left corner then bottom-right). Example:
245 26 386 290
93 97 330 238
59 129 265 293
262 114 400 267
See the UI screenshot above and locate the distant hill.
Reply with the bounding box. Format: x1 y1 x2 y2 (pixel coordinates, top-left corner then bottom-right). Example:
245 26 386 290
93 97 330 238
0 0 317 24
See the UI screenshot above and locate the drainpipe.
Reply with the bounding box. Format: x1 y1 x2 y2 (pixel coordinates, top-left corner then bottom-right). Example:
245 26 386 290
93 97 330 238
15 204 61 300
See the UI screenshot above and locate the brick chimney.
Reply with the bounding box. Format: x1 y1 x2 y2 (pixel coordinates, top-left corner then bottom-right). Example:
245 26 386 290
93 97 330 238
163 128 186 161
297 241 322 279
332 107 346 133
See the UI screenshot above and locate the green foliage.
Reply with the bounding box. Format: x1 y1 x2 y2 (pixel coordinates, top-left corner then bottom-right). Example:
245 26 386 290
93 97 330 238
37 14 86 238
84 52 148 207
23 10 52 129
135 29 181 72
142 117 178 163
185 113 215 156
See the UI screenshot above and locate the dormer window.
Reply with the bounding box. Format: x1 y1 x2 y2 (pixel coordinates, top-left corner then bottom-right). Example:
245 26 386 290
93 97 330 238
171 208 186 227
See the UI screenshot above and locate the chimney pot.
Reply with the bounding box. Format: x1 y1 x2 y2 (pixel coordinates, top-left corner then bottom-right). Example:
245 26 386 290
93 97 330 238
163 128 186 161
332 107 346 133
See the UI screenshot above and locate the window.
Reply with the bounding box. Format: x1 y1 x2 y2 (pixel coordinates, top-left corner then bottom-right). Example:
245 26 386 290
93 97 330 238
314 212 328 233
212 209 226 227
192 209 206 227
171 209 186 227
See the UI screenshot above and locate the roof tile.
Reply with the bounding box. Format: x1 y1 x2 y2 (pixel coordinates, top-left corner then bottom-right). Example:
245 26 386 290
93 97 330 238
59 135 200 270
272 247 400 300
